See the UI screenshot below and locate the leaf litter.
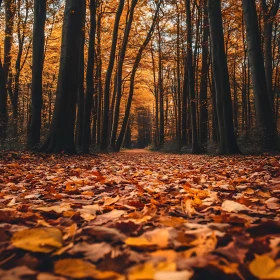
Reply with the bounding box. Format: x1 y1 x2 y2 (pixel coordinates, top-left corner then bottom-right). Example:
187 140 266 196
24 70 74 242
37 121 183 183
0 151 279 279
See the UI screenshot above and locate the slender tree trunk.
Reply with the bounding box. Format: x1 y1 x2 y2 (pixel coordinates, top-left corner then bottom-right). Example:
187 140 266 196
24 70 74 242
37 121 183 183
40 0 86 153
185 0 199 153
261 0 279 108
176 3 181 145
151 45 159 147
208 0 239 154
182 55 188 146
82 0 96 153
199 0 209 152
100 0 125 150
96 13 102 146
111 0 138 148
28 0 46 148
242 0 277 150
76 26 85 148
158 23 164 146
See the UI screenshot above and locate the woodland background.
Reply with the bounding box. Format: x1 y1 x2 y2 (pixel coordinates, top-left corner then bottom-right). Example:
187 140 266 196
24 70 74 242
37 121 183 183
0 0 279 154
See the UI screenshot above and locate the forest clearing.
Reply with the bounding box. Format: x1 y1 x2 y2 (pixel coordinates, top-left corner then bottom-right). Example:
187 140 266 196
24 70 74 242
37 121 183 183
0 150 280 279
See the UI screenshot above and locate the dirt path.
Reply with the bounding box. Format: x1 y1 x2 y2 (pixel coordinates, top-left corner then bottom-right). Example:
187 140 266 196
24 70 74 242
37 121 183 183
0 151 279 279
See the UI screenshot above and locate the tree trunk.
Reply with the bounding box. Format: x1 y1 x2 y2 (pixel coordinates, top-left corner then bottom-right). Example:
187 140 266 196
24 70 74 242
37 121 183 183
182 55 188 146
208 0 239 154
111 0 138 148
28 0 46 148
199 0 209 152
100 0 125 150
185 0 199 154
261 0 279 108
82 0 96 153
40 0 86 153
242 0 277 150
158 23 164 146
76 26 85 148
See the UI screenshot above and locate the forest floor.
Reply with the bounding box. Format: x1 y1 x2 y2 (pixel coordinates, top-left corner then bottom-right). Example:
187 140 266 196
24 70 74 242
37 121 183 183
0 150 280 280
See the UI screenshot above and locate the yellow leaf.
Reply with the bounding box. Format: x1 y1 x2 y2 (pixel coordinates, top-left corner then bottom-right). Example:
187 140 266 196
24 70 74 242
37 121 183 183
54 259 97 279
192 196 202 207
249 255 280 279
12 227 63 253
128 262 176 280
126 237 153 247
125 228 169 248
54 259 122 279
158 216 186 227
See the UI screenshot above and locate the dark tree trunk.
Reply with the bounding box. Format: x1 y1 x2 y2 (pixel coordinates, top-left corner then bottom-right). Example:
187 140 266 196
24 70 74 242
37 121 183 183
82 0 96 153
3 0 15 82
182 55 188 146
111 0 138 148
199 0 209 152
1 0 15 142
100 0 125 150
76 26 85 148
96 13 102 146
151 45 159 147
28 0 46 148
176 3 181 144
185 0 199 154
40 0 86 153
115 0 161 151
242 0 277 150
261 0 279 108
208 0 239 154
0 59 7 144
158 23 164 146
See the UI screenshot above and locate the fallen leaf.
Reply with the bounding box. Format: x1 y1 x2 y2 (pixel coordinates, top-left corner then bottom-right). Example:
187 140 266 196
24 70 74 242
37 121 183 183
12 227 63 253
221 200 249 213
128 262 176 280
103 195 120 206
249 255 280 279
54 259 97 279
125 228 170 248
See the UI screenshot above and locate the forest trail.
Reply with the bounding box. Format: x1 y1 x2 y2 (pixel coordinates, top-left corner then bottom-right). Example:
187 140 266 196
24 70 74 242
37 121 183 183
121 149 154 154
0 152 280 279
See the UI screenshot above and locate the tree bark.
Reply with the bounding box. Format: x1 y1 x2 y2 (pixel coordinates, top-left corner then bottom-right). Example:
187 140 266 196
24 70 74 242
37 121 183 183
242 0 277 150
261 0 279 108
111 0 138 148
185 0 199 154
100 0 125 150
199 0 209 152
40 0 86 153
82 0 96 153
208 0 239 154
28 0 46 148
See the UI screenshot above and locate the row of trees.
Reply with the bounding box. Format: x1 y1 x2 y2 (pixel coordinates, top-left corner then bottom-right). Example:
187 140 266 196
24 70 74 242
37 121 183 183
0 0 279 154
